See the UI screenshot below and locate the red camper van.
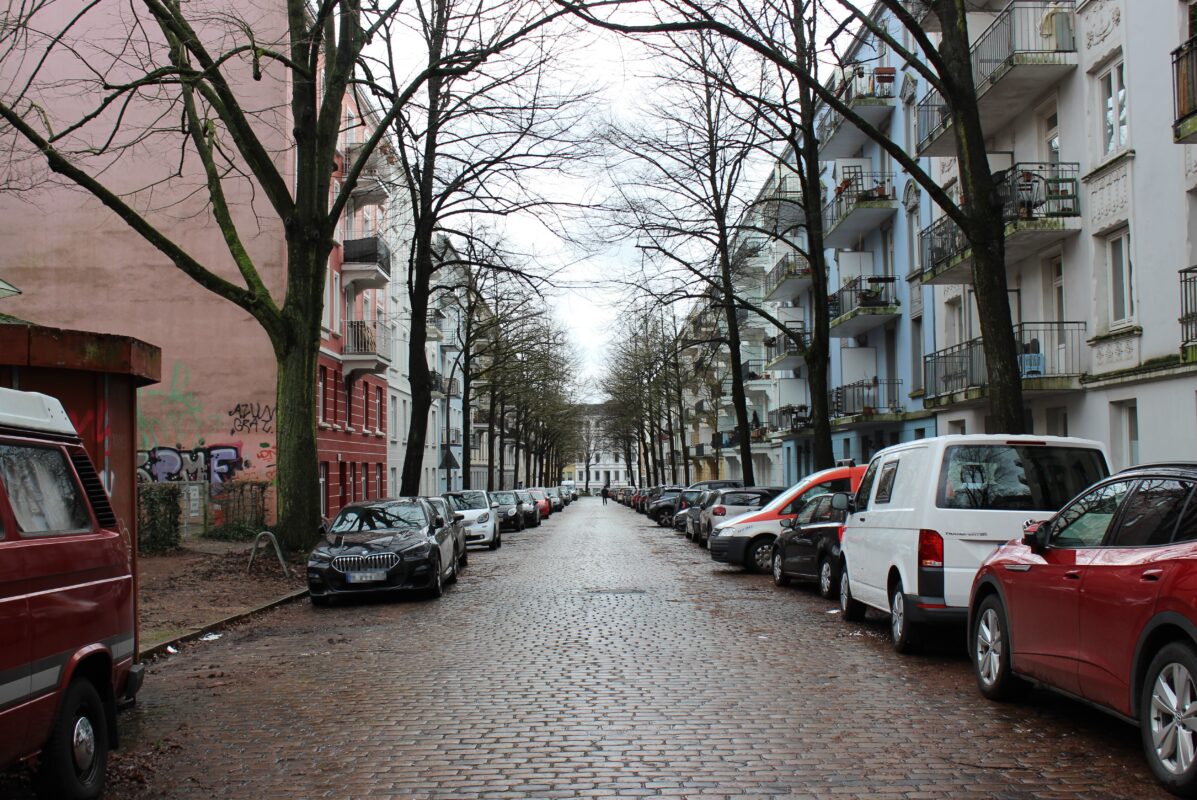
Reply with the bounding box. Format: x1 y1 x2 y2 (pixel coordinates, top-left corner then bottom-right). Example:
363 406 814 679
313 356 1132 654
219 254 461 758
0 387 142 799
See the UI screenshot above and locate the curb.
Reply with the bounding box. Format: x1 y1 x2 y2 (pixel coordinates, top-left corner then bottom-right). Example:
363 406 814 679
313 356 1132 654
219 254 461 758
139 587 310 661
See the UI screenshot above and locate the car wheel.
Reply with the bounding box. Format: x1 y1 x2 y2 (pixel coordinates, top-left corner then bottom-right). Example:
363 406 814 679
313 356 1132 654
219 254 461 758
745 537 773 574
447 551 459 584
772 551 791 587
889 582 919 654
1141 642 1197 795
33 678 108 800
310 592 331 607
496 531 503 549
427 556 444 599
488 531 500 551
818 558 837 599
972 595 1027 701
458 547 469 568
839 564 865 622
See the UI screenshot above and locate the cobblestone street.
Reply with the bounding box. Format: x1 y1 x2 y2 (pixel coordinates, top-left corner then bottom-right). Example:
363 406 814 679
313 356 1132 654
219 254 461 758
23 499 1176 799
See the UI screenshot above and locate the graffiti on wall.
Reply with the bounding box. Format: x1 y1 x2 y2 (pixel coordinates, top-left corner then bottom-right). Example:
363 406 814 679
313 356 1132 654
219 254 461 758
137 361 223 450
228 402 275 436
136 443 248 484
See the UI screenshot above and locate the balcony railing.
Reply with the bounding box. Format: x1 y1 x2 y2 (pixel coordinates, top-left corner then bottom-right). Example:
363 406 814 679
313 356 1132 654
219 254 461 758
768 405 811 433
919 162 1080 278
823 171 896 233
1182 267 1197 348
742 359 768 381
442 376 461 397
923 321 1086 399
443 427 462 446
916 1 1076 151
829 275 898 319
830 379 902 417
429 369 444 395
342 236 392 276
766 325 809 362
1176 38 1197 142
764 252 813 297
817 66 897 145
343 315 392 357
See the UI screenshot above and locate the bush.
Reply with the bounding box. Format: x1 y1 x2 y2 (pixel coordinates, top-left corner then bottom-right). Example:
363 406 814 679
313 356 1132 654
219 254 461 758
205 481 269 541
138 483 182 554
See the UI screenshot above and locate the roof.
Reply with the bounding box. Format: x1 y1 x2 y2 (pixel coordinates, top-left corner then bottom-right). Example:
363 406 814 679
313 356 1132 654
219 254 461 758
0 387 77 436
0 320 160 386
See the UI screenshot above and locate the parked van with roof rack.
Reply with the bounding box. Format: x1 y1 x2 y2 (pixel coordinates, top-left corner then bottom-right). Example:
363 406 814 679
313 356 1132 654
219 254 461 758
0 387 143 799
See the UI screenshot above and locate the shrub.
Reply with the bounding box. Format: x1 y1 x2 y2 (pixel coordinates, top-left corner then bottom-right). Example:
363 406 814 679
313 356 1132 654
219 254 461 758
138 483 182 554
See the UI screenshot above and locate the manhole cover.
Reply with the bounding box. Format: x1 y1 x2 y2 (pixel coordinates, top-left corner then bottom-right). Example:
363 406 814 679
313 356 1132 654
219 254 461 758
586 588 647 595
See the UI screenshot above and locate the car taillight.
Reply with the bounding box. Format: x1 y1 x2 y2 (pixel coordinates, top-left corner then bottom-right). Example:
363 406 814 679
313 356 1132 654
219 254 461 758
918 529 943 568
712 506 726 516
836 525 845 542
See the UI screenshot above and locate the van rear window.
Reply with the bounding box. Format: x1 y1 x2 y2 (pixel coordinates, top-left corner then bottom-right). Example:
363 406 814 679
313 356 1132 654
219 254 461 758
0 444 91 534
936 445 1108 511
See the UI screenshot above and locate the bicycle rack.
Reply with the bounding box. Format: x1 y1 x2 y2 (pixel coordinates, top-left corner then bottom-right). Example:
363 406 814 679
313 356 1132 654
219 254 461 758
247 531 291 578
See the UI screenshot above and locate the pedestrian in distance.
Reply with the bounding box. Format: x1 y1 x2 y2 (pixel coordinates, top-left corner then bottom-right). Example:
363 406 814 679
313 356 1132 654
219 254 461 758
601 486 609 505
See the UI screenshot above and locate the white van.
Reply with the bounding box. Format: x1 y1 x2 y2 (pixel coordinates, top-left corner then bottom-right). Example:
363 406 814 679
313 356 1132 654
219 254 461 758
836 434 1109 652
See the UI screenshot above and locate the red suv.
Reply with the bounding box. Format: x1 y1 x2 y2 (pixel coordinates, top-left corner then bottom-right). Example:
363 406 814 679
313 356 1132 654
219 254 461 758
0 388 142 798
969 464 1197 796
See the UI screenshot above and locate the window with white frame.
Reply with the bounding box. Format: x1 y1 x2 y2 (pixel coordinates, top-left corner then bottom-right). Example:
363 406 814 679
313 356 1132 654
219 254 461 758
1099 61 1128 156
390 395 398 441
1107 228 1135 326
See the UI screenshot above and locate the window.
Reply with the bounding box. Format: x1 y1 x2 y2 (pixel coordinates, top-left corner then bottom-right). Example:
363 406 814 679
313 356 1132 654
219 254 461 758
1051 481 1132 548
1108 229 1134 325
389 395 398 441
377 464 384 499
874 460 900 504
1051 258 1065 322
1107 480 1193 548
1044 111 1060 164
318 367 327 422
390 467 398 496
937 444 1108 511
361 464 368 500
0 445 90 534
376 388 384 432
319 463 328 517
794 497 822 525
854 459 881 512
910 317 924 393
332 272 341 332
1100 61 1128 155
362 384 370 431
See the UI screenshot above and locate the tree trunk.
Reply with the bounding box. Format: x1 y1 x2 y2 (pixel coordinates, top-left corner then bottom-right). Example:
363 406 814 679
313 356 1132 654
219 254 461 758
485 386 497 491
497 398 508 490
400 244 434 494
273 335 321 551
461 352 472 489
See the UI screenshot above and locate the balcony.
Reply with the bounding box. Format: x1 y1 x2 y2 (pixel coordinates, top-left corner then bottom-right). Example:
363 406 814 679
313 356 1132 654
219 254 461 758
471 407 490 427
768 405 811 435
763 252 814 301
443 427 462 446
342 315 392 379
444 376 461 397
341 236 392 291
439 315 462 351
343 139 389 173
430 369 445 399
426 309 445 342
828 276 899 338
830 379 902 418
741 360 772 398
762 175 804 234
823 171 897 249
349 168 389 205
764 325 809 371
920 162 1081 285
818 67 897 160
1182 267 1197 361
923 321 1086 405
1175 39 1197 144
917 1 1077 156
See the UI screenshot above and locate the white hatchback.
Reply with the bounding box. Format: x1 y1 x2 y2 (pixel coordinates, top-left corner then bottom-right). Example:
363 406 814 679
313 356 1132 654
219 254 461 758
837 434 1109 652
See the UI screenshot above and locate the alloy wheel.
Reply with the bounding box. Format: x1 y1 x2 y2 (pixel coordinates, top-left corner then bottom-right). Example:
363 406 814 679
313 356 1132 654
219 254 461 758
890 591 905 643
1150 661 1197 774
975 607 1003 688
819 560 833 597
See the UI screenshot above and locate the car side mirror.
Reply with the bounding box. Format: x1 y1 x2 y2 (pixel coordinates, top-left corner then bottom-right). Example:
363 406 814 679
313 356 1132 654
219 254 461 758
453 512 464 523
491 501 500 509
318 522 328 537
1022 519 1048 552
780 517 796 529
433 515 445 528
830 492 854 512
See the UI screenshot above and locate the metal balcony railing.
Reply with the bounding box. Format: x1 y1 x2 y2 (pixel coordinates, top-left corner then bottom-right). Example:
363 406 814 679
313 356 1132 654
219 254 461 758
817 66 897 145
444 377 461 397
429 369 443 394
343 315 392 357
1175 38 1197 134
1182 267 1197 348
829 275 898 319
923 321 1086 399
919 162 1080 278
823 171 896 233
741 360 768 381
764 252 813 297
342 236 392 276
768 404 811 433
443 427 462 446
766 325 810 362
916 1 1076 150
830 379 902 417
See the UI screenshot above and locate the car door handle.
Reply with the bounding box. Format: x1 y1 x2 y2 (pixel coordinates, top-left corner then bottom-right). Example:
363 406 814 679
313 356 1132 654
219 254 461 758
1064 570 1081 581
1142 569 1164 582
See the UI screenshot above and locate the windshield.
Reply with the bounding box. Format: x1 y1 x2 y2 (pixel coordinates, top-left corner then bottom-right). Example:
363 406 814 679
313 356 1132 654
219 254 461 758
493 492 517 504
531 490 546 500
330 502 427 533
446 491 489 510
515 492 532 502
935 445 1108 511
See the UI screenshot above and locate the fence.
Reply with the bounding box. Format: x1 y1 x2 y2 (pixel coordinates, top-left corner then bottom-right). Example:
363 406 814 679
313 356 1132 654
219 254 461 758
923 322 1086 399
137 479 270 547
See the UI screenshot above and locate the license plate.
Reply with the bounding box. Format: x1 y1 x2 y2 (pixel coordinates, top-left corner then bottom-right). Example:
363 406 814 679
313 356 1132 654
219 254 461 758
346 571 386 583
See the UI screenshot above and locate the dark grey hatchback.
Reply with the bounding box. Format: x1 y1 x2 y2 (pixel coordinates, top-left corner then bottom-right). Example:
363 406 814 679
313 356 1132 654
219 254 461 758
307 498 460 605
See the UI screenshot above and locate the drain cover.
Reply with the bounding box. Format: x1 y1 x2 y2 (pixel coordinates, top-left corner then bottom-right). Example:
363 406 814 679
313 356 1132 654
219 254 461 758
586 588 647 595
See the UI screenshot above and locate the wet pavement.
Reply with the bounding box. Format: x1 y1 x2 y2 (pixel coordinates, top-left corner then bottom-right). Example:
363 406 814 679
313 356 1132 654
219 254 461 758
4 498 1172 798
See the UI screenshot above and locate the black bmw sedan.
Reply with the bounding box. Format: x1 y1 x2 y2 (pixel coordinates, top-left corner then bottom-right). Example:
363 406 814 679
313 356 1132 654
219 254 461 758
307 498 460 605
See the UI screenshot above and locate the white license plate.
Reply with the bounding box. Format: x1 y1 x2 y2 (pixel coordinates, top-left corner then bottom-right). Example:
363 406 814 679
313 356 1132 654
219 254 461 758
346 571 386 583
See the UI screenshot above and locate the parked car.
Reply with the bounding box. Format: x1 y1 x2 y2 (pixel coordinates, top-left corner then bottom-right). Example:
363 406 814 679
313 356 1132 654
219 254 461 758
647 486 685 525
703 486 785 557
444 490 501 550
639 486 666 514
687 479 744 492
490 490 528 531
529 488 552 520
514 490 541 527
837 434 1109 653
772 493 849 597
0 387 144 800
424 495 468 568
673 489 703 530
629 488 644 510
969 463 1197 796
545 486 565 512
682 490 713 539
560 481 578 502
307 498 459 604
707 466 864 572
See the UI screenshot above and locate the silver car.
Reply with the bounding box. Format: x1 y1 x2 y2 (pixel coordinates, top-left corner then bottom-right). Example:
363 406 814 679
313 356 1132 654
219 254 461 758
696 487 782 546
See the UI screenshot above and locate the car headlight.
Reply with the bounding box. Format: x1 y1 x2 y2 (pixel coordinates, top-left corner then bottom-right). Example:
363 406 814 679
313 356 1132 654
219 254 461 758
506 508 517 516
477 512 490 524
401 542 432 557
308 549 332 564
